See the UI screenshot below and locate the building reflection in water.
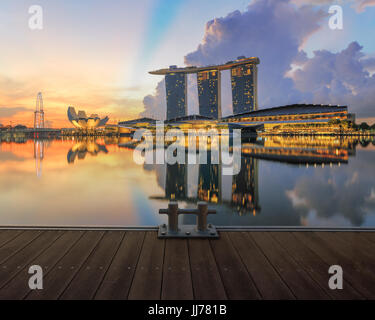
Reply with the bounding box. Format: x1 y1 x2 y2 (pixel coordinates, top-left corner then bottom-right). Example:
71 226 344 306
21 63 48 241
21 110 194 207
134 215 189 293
67 139 108 163
232 157 259 215
159 152 260 216
151 135 363 216
165 163 187 201
3 135 366 212
34 139 45 178
197 152 221 204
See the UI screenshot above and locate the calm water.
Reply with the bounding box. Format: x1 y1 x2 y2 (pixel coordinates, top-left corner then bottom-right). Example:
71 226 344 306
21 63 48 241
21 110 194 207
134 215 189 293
1 136 375 228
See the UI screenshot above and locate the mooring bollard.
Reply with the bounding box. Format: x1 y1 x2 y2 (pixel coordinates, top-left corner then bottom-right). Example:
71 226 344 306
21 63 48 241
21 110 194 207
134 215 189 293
158 201 218 238
159 202 179 233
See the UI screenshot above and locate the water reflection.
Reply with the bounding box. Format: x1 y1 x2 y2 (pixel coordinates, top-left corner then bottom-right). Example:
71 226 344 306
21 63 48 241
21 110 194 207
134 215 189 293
0 135 374 227
147 136 359 216
67 139 108 164
33 140 45 178
154 157 260 216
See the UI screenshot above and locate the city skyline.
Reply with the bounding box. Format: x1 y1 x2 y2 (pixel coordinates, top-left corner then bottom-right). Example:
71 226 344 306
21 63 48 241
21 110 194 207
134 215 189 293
1 0 375 128
1 0 375 302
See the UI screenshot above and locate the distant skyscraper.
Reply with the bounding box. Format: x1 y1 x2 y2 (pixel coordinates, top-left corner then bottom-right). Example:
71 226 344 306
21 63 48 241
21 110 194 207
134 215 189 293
165 72 187 120
197 70 221 119
231 63 258 114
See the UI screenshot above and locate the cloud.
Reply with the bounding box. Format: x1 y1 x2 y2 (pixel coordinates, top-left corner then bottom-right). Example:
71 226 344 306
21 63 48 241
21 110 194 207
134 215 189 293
355 0 375 12
287 174 370 226
140 80 166 120
142 0 325 118
361 56 375 74
286 150 375 226
184 0 325 109
140 75 200 120
0 152 26 162
141 0 375 119
290 42 375 117
291 0 375 12
0 107 31 118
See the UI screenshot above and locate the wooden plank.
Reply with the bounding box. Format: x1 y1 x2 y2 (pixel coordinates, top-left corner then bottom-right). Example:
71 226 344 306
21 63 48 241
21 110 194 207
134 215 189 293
271 232 363 300
294 232 375 299
60 231 124 300
0 231 24 248
250 232 329 299
0 229 371 301
360 232 375 244
327 232 375 267
0 231 63 290
0 231 42 264
188 239 227 300
210 232 260 300
315 232 375 286
94 231 145 300
229 232 294 300
26 231 104 300
128 232 164 300
0 231 83 300
161 239 193 300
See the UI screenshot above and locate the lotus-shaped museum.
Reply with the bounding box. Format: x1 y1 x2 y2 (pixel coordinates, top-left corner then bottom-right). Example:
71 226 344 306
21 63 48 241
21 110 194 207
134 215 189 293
67 107 109 129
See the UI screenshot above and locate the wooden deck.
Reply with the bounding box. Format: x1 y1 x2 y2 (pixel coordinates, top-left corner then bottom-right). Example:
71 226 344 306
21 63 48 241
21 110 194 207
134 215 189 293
0 229 374 300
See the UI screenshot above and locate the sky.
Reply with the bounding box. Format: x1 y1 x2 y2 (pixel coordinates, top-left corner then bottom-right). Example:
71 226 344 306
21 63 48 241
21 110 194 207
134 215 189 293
0 0 375 128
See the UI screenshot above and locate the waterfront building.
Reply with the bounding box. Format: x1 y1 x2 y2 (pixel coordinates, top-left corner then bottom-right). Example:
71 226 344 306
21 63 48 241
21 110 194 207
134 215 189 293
119 104 354 135
222 104 353 133
149 57 260 120
67 107 109 130
118 117 157 128
165 71 187 120
197 70 221 119
231 61 258 114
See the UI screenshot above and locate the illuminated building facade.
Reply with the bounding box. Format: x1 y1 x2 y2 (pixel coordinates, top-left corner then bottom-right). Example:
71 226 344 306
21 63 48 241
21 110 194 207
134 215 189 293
149 57 260 120
67 107 109 130
197 70 221 119
223 104 351 128
231 62 258 114
165 71 187 120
